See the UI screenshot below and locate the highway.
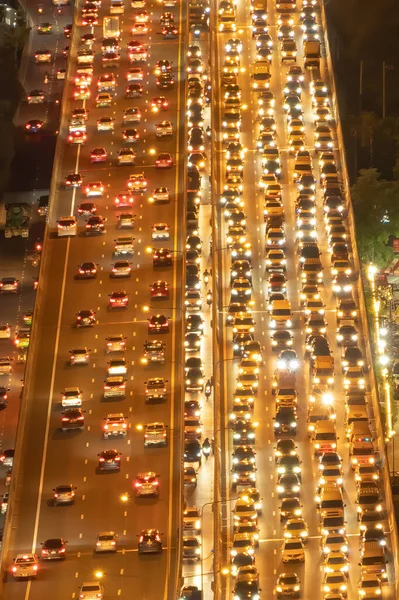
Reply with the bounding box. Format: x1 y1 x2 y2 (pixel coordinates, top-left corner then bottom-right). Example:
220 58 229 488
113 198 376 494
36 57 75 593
1 0 186 598
213 0 396 599
0 0 73 528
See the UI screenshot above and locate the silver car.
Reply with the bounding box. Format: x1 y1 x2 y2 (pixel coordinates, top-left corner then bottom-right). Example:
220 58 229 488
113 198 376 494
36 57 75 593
95 532 117 553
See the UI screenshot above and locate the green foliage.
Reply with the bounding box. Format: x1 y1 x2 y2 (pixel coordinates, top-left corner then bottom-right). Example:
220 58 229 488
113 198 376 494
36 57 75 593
351 168 399 266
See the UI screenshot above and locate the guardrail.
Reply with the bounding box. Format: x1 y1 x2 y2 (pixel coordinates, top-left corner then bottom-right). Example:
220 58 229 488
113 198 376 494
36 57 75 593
320 3 399 595
0 0 81 593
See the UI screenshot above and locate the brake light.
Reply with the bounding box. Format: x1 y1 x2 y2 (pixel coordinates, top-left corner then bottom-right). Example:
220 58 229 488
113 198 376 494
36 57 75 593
41 549 49 555
33 565 38 571
12 566 17 572
99 457 105 462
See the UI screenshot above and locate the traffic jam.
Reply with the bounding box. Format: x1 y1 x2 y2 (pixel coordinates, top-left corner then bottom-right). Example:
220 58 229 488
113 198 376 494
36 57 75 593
6 0 186 582
217 0 392 598
181 0 214 584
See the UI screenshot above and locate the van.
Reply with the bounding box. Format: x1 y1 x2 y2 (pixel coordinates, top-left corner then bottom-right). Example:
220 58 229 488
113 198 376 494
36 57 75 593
317 485 345 518
345 406 369 440
313 420 337 455
270 299 292 329
360 541 387 580
350 441 375 469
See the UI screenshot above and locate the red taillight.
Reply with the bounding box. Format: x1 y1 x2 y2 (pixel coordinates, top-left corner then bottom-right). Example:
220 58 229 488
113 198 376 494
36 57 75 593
115 456 121 461
99 457 105 462
12 566 17 572
41 549 49 555
59 548 66 553
33 565 38 571
62 417 69 422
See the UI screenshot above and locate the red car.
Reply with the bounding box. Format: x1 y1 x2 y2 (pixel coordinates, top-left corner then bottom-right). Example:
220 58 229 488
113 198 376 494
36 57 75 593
114 192 134 208
90 148 107 163
151 96 169 111
156 153 173 168
151 280 169 299
109 291 128 308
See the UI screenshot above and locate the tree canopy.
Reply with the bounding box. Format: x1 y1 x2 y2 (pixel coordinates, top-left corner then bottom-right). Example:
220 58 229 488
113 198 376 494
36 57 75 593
351 168 399 266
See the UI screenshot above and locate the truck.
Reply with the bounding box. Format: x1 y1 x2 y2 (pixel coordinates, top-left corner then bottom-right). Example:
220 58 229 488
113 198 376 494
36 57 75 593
304 40 321 70
103 16 120 39
4 204 30 238
312 356 334 386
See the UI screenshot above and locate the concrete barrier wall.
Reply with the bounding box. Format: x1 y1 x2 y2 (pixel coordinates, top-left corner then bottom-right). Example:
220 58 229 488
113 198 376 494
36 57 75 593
320 3 399 594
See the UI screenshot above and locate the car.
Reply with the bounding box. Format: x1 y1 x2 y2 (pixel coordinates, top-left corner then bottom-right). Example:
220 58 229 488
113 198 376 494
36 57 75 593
65 173 83 188
97 449 121 471
79 582 104 600
276 573 301 599
27 89 45 104
152 222 170 241
149 187 170 204
61 387 82 408
138 529 163 554
321 533 349 556
85 182 104 197
95 532 117 553
156 152 173 168
103 414 127 438
284 517 308 541
111 261 132 278
109 291 129 309
150 280 169 299
279 497 303 521
53 484 76 505
97 117 114 131
277 473 301 498
148 314 169 334
76 262 97 279
123 107 142 123
182 537 201 561
62 408 85 431
0 277 18 293
282 538 305 563
40 538 67 560
184 466 197 487
145 377 168 401
134 472 160 497
143 422 168 446
0 325 11 339
11 554 39 578
322 572 347 596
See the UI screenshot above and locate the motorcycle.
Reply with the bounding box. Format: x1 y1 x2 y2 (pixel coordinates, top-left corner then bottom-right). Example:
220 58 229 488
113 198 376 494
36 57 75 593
206 292 212 306
205 385 211 399
202 442 211 458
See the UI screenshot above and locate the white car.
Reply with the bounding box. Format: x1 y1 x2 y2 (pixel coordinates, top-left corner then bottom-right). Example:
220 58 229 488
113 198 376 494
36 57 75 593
85 182 104 197
152 223 170 241
57 216 77 237
0 357 12 375
97 117 114 131
150 187 170 203
95 532 117 553
0 325 11 339
127 68 144 81
80 582 104 600
127 173 147 191
61 387 82 407
11 554 39 578
108 358 127 375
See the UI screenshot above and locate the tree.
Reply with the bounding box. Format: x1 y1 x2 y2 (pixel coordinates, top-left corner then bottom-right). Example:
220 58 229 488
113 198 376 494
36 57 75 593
351 168 399 266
